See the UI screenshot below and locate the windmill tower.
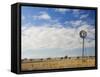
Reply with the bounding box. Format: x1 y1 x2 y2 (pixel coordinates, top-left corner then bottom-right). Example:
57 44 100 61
79 30 87 61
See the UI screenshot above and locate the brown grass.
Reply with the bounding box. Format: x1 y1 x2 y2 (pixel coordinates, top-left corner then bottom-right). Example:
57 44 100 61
21 57 95 71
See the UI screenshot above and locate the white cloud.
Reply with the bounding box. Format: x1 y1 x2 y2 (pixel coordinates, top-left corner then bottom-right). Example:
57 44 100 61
80 14 88 19
55 9 80 16
55 8 70 13
70 20 82 27
65 20 87 28
22 24 95 53
43 21 63 28
32 12 51 20
22 15 25 20
73 9 80 14
72 9 80 17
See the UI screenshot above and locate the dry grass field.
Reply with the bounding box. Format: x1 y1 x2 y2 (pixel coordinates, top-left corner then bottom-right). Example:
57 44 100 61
21 57 95 71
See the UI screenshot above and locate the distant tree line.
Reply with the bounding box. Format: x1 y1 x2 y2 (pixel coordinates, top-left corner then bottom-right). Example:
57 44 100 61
22 56 95 62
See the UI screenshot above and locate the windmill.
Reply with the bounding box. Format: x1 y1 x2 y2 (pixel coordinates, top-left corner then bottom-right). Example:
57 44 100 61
79 30 87 62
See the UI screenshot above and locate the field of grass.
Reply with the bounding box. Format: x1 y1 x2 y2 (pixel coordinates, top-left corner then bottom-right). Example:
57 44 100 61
21 57 95 71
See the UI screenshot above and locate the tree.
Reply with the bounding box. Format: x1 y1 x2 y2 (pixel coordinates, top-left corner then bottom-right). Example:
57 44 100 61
47 57 51 60
60 57 63 59
29 59 33 61
68 57 71 59
64 56 68 59
77 56 80 59
24 58 27 60
40 58 43 61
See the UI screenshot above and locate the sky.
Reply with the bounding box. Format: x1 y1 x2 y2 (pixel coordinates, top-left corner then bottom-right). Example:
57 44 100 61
21 6 96 59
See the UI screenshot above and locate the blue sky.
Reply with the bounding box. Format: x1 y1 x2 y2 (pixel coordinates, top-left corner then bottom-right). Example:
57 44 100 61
21 6 96 27
21 6 96 59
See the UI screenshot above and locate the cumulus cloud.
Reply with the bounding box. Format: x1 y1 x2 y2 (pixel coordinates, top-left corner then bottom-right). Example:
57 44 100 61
65 20 87 28
32 12 51 20
55 9 81 16
55 8 70 13
22 24 95 53
80 14 88 19
70 20 82 27
72 9 81 17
